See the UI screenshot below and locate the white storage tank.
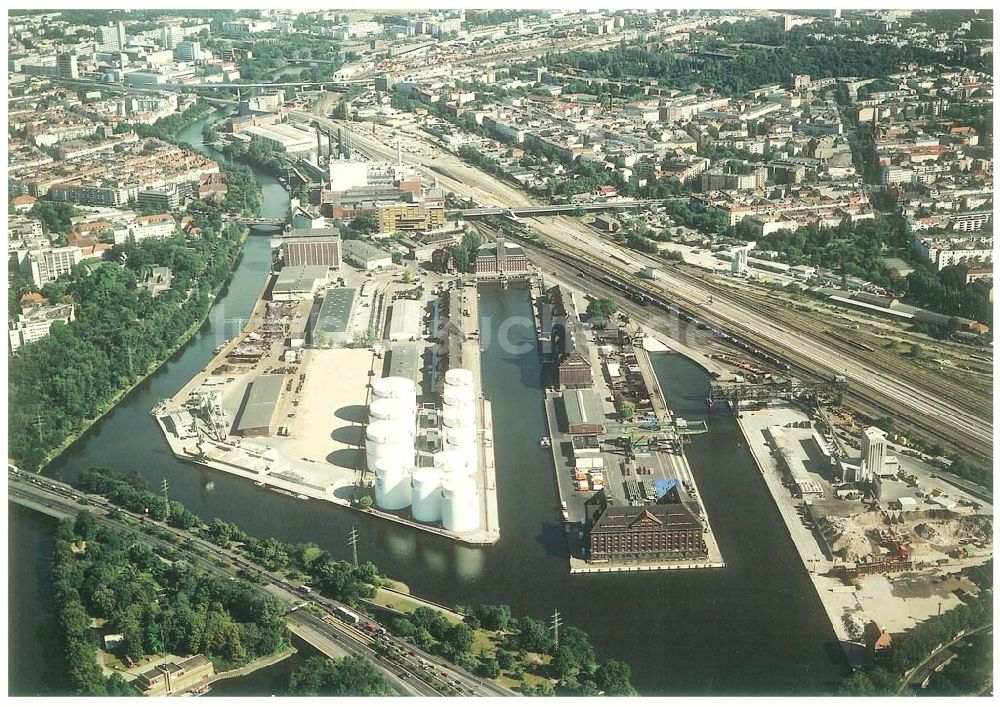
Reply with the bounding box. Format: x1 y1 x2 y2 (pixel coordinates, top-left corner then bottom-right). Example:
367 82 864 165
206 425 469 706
442 384 475 414
375 458 413 511
365 420 415 472
445 368 475 389
369 397 416 432
372 376 417 402
444 427 477 471
411 468 442 522
441 408 475 430
441 476 480 533
433 450 472 477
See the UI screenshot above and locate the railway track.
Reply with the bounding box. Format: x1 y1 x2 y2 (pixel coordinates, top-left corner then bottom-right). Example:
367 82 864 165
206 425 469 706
517 236 992 464
681 270 993 424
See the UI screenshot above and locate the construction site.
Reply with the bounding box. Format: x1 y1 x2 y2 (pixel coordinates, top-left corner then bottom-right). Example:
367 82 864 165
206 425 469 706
724 382 992 664
153 229 499 545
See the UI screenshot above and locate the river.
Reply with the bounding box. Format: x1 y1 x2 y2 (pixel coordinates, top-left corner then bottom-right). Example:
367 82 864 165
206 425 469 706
9 111 847 695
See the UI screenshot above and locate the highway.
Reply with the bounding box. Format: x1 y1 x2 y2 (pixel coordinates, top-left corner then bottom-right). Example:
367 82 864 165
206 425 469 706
8 467 514 697
313 117 993 463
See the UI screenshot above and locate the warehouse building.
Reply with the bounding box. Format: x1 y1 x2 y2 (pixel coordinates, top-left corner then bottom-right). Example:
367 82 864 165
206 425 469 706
387 343 421 385
343 240 393 270
587 503 705 562
282 227 342 268
233 374 284 437
244 124 316 155
310 287 357 347
561 388 606 435
270 265 330 301
388 298 423 341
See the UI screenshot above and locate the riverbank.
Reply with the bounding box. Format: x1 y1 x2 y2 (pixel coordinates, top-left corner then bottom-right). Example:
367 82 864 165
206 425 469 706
34 225 251 473
195 646 298 694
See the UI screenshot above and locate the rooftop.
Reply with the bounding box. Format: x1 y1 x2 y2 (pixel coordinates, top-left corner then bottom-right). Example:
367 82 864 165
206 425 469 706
313 287 357 335
234 374 284 434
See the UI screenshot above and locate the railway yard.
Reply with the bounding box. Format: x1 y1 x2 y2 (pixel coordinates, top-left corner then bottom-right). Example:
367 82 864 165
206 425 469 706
310 116 992 469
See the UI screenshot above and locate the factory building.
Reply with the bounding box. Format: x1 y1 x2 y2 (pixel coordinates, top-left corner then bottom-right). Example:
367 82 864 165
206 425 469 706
310 287 358 347
587 503 705 562
387 344 421 385
233 374 284 437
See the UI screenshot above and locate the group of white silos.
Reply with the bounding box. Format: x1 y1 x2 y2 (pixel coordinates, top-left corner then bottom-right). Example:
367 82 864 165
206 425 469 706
364 370 481 534
367 377 417 512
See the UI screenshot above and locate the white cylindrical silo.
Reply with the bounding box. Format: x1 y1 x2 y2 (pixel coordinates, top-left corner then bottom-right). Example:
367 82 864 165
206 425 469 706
372 376 417 403
441 476 480 533
369 397 416 434
442 384 475 416
411 468 442 522
375 458 413 511
444 427 477 472
445 368 475 389
365 420 415 472
433 450 471 477
441 408 475 430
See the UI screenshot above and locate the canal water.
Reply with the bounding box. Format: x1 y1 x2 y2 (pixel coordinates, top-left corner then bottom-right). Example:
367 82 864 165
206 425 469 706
10 111 847 695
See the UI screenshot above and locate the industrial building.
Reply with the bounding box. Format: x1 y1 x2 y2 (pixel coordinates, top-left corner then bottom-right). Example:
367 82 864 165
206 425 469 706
233 374 284 437
388 298 423 341
310 287 358 347
387 343 422 384
587 503 705 562
561 388 606 435
270 265 330 301
244 124 316 155
377 201 446 232
343 240 393 270
860 426 888 483
281 228 342 268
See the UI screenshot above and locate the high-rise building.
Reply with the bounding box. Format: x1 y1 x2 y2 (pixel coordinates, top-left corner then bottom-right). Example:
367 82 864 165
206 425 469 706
98 21 127 51
57 52 79 79
160 25 185 50
860 426 888 482
174 40 203 62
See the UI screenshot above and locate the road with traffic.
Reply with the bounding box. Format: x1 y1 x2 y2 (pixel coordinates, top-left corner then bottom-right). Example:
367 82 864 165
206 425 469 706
7 467 514 697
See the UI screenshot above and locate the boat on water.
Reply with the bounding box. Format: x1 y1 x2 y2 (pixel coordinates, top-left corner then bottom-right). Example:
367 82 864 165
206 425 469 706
213 339 231 354
539 437 551 448
255 481 265 487
295 494 309 500
149 400 167 416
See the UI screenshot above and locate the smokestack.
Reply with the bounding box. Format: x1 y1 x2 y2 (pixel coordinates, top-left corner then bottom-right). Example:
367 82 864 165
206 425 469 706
315 125 323 165
396 140 402 166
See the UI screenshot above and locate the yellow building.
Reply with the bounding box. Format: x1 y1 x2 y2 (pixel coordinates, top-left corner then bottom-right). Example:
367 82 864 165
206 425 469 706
377 202 445 233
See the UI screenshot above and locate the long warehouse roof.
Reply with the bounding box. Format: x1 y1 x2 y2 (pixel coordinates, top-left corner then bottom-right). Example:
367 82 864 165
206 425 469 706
234 374 284 433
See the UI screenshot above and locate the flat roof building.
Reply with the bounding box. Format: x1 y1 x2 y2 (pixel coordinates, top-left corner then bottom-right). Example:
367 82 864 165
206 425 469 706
271 265 329 301
343 239 392 270
310 287 357 347
388 343 421 385
388 298 423 341
244 124 316 155
233 374 284 437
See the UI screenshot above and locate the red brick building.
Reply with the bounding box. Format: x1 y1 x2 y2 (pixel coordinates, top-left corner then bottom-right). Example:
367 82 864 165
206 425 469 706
587 504 705 562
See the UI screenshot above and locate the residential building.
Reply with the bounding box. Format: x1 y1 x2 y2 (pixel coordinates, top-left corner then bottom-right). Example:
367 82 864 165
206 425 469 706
26 246 83 286
9 303 76 352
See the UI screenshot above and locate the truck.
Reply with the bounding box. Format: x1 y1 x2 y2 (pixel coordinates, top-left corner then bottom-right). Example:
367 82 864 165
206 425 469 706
334 606 361 625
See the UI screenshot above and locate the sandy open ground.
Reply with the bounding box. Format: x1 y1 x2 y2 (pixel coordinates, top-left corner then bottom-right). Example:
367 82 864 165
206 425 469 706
278 347 375 474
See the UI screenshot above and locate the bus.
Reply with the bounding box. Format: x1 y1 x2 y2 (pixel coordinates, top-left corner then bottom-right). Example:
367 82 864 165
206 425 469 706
334 607 361 625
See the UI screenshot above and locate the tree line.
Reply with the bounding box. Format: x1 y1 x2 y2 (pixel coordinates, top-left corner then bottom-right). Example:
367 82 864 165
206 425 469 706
51 511 288 695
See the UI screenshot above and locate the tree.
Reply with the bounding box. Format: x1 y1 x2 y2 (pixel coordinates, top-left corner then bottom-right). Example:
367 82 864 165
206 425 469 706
286 655 393 696
596 659 636 696
619 401 636 422
586 297 617 323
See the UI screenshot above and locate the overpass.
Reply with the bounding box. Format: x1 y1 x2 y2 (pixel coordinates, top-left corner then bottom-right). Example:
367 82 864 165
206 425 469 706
450 199 661 218
8 467 515 697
